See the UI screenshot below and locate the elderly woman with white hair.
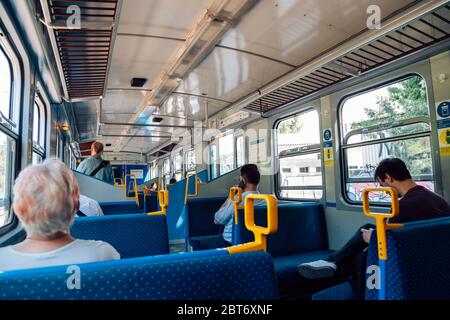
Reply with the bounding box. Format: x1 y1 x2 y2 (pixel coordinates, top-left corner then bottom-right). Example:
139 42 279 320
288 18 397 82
0 159 119 272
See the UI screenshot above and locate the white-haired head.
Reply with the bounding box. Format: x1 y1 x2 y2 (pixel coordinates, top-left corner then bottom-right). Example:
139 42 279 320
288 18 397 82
13 158 80 239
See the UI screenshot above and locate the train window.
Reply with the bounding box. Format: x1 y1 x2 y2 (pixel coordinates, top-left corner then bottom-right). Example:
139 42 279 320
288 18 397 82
32 95 46 164
276 110 322 200
0 42 18 231
151 161 157 180
173 151 182 181
185 148 196 175
209 144 218 179
218 133 235 175
163 157 171 184
236 135 245 168
0 47 12 120
0 133 15 229
340 75 434 203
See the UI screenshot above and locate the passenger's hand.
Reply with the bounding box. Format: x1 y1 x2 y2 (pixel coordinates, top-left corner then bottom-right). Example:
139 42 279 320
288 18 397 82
361 228 374 244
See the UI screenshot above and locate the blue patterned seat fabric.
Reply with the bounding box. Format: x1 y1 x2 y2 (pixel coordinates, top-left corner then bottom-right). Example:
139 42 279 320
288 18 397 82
99 201 140 215
366 217 450 300
186 197 227 250
311 282 356 300
71 213 169 258
0 250 279 300
234 203 338 298
313 217 450 300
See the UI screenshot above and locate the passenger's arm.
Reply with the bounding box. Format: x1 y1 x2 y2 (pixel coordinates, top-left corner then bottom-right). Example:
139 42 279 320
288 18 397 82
214 199 233 226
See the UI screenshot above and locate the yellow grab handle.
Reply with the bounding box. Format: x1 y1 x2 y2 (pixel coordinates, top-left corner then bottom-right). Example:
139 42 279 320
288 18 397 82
148 189 169 216
228 194 278 254
362 187 402 260
143 186 148 198
184 174 206 204
229 187 242 224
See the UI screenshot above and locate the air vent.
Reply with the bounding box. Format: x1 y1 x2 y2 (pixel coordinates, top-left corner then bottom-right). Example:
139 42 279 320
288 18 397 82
131 78 147 87
152 117 163 123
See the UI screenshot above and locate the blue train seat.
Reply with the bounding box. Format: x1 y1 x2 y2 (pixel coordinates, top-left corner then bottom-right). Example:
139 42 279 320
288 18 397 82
234 203 337 298
313 217 450 300
145 193 159 213
0 250 279 300
185 197 227 250
99 201 140 215
71 213 169 258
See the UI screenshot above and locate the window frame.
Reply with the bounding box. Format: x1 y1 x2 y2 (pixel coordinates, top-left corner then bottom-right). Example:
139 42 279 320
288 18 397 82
338 73 436 205
235 134 245 168
162 156 171 184
217 131 235 176
32 93 46 163
184 147 196 175
172 149 183 181
0 45 13 123
274 108 324 201
209 142 218 180
0 23 21 236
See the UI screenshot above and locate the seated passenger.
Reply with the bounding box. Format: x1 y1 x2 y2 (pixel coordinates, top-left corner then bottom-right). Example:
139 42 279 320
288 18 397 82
297 158 450 297
78 194 104 217
149 182 158 193
211 164 262 249
0 159 120 272
169 177 177 184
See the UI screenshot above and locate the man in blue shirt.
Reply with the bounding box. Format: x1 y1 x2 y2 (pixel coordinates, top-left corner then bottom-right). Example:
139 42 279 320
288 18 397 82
213 164 261 248
77 142 114 184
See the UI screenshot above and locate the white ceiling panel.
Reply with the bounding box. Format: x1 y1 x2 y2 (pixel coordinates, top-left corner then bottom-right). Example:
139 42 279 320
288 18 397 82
102 89 146 114
118 0 210 39
107 36 181 89
176 46 293 102
218 0 418 66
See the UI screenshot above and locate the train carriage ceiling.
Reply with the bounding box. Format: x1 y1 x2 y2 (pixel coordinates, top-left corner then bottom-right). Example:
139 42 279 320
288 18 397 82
38 0 449 158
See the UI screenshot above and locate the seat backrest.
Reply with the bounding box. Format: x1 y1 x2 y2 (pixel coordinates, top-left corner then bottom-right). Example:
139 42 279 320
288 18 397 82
366 217 450 300
71 213 169 258
99 201 139 215
186 197 227 238
145 193 159 213
0 250 279 300
235 203 328 258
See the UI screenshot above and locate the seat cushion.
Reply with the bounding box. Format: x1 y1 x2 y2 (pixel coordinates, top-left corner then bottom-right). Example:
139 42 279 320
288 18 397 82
312 282 356 300
273 250 340 298
189 235 226 251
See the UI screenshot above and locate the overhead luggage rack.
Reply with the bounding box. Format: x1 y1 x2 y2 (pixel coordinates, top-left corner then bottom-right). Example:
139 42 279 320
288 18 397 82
40 0 119 101
245 4 450 114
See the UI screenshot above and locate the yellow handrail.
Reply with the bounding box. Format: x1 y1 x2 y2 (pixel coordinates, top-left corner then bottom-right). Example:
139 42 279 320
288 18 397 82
124 174 139 206
362 187 403 260
148 189 169 215
229 187 242 224
143 185 148 198
184 173 206 204
227 194 278 254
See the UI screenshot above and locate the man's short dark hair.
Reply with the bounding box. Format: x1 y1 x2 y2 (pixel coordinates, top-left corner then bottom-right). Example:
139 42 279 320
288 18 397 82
374 158 412 181
91 141 104 154
241 164 260 185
